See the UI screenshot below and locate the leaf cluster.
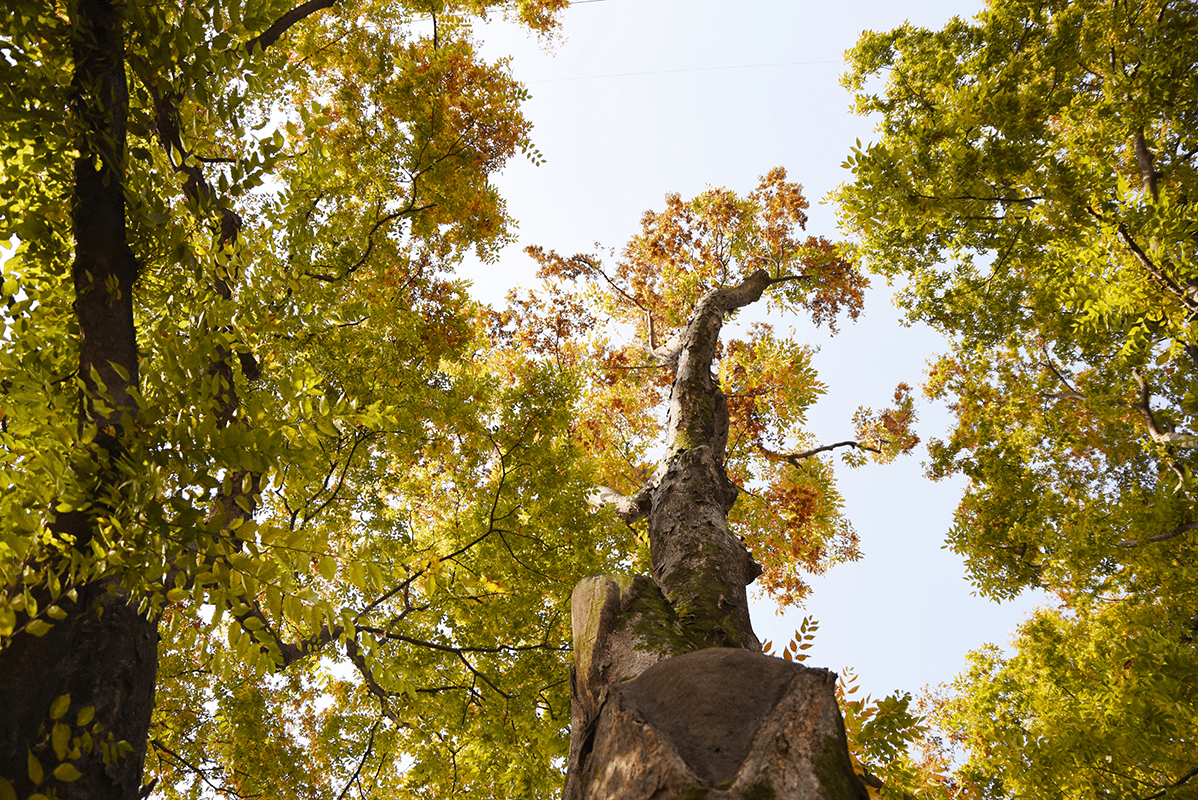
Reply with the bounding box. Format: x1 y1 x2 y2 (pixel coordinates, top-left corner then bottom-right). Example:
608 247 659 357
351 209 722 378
1 1 624 797
838 0 1198 794
498 170 913 607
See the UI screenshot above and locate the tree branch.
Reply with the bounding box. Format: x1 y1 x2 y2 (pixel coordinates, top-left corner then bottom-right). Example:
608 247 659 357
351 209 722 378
1134 127 1160 202
305 203 434 282
780 440 881 465
1118 521 1198 548
587 485 652 523
358 627 565 656
1131 368 1198 448
234 596 343 667
860 769 916 800
242 0 338 55
344 638 405 726
335 719 380 800
1138 764 1198 800
1117 225 1198 315
151 740 236 798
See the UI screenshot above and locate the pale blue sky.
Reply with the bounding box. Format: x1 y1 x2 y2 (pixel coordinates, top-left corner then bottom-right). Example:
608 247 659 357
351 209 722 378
464 0 1046 702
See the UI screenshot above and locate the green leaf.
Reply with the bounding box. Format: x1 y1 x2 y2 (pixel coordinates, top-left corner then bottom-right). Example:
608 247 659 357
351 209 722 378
25 620 52 637
76 706 95 726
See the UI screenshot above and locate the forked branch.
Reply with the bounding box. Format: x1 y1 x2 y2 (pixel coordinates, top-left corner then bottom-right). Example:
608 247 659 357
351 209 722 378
1132 369 1198 449
587 485 653 523
779 440 881 466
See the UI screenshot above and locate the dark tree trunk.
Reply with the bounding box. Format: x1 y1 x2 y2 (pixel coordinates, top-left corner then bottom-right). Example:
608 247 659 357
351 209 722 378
0 2 159 797
0 584 159 800
566 271 868 800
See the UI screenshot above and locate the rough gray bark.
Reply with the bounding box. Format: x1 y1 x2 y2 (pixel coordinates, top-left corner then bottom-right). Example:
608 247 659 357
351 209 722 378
567 270 868 800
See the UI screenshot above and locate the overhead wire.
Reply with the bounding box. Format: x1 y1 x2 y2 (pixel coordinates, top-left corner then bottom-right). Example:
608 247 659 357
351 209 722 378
528 60 842 83
525 1 842 83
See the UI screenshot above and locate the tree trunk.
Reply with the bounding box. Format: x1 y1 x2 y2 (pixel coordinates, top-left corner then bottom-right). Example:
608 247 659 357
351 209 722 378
566 272 868 800
0 2 159 797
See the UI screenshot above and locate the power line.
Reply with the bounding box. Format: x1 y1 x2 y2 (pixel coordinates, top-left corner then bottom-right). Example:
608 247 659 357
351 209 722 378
527 59 842 83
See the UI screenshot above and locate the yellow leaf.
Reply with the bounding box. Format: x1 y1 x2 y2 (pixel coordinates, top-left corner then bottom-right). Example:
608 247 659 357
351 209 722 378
318 556 337 580
52 723 70 761
349 561 365 589
27 751 43 785
53 763 84 782
76 706 95 726
0 777 16 800
49 694 70 720
26 619 53 637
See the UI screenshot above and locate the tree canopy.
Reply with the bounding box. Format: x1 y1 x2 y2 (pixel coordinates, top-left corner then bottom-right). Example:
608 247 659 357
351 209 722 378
1 1 612 797
507 168 917 608
0 2 917 798
837 0 1198 796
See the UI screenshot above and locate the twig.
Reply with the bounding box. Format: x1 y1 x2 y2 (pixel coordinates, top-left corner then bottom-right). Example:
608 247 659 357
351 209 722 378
334 719 380 800
1138 764 1198 800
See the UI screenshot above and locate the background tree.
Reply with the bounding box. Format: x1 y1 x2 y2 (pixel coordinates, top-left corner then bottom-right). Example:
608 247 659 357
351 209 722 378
0 2 633 798
0 2 935 799
495 170 920 798
505 168 918 608
837 0 1198 796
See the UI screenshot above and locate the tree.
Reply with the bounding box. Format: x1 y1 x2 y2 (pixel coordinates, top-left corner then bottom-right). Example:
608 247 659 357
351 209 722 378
1 2 919 798
0 2 620 798
498 170 919 798
836 0 1198 795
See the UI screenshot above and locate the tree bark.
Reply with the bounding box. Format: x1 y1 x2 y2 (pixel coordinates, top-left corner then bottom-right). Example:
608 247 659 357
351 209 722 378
0 2 159 797
566 271 868 800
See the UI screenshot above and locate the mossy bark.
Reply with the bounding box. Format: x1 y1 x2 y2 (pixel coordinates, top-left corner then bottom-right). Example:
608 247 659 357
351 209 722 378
565 271 868 799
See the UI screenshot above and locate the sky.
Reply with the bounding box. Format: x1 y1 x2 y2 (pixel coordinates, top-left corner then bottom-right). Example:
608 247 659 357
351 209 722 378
461 0 1047 702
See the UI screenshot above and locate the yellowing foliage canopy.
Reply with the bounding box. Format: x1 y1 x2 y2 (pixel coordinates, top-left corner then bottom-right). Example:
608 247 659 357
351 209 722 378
838 0 1198 795
1 1 920 798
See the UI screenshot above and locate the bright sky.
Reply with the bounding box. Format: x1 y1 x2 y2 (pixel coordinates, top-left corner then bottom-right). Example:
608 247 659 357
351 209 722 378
464 0 1046 702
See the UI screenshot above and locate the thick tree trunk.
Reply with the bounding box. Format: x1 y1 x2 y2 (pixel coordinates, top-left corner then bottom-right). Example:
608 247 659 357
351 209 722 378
0 583 158 800
0 2 158 797
566 272 868 800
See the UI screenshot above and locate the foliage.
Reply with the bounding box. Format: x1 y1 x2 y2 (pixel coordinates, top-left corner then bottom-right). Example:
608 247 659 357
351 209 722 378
0 1 637 797
838 0 1198 795
766 620 942 800
497 169 918 608
926 604 1198 800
